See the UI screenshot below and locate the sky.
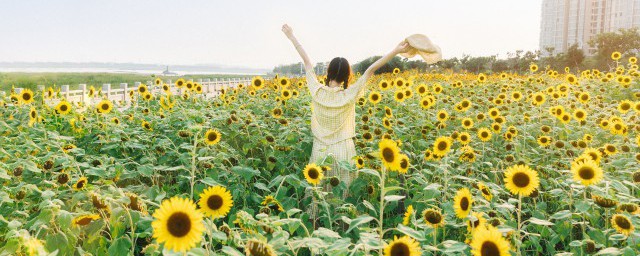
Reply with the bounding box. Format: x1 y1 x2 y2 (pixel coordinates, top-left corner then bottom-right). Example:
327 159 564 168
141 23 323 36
0 0 543 70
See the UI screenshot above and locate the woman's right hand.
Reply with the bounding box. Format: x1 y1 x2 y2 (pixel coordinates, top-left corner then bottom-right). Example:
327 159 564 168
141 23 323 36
282 24 294 39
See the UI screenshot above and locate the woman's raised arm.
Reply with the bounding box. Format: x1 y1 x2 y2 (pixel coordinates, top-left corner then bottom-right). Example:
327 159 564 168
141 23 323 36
361 40 411 81
282 24 313 72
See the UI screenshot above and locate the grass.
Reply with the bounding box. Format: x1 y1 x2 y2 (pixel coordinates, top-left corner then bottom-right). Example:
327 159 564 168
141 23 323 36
0 72 256 92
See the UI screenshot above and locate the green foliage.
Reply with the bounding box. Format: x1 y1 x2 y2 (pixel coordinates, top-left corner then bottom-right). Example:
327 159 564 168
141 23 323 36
589 28 640 69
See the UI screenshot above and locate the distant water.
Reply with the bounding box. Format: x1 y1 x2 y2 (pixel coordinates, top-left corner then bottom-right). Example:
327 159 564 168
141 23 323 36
0 67 265 76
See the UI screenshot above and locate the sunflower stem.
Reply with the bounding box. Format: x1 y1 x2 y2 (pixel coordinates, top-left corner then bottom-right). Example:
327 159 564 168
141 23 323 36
517 194 522 256
189 132 199 200
379 165 386 256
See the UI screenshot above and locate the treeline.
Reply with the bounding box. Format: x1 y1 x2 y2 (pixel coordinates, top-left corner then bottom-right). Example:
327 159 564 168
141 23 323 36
273 27 640 76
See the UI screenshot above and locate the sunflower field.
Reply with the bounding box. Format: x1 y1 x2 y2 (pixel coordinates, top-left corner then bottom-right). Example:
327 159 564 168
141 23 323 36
0 57 639 256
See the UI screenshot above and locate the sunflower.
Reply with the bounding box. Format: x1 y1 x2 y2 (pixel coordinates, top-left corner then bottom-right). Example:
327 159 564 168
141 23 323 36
531 92 546 106
252 76 265 89
198 186 233 219
402 205 414 226
537 136 552 147
379 139 401 171
454 188 473 219
55 101 72 115
433 136 453 157
19 89 35 105
477 128 492 142
478 182 493 201
397 154 410 174
503 164 539 196
379 79 391 90
369 91 382 104
611 51 622 60
73 177 88 190
470 225 511 256
355 156 365 168
467 211 487 232
394 90 406 102
384 236 421 256
530 63 538 73
73 214 100 227
28 107 37 127
618 100 633 113
261 195 285 213
393 68 401 74
611 214 634 235
603 144 617 156
435 110 448 122
302 163 324 186
152 197 204 253
244 239 277 256
281 89 292 100
96 100 113 114
462 118 474 129
423 208 444 227
141 121 152 131
566 74 578 85
204 129 221 145
458 132 471 145
571 159 603 186
573 109 587 121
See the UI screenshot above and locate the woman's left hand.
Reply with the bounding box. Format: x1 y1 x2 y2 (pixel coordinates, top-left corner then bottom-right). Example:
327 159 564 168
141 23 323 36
394 40 411 54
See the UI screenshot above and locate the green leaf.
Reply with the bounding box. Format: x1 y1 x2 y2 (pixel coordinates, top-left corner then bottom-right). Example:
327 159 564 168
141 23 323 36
231 166 260 181
358 168 381 179
528 217 554 226
345 215 376 233
220 246 245 256
384 195 405 202
108 237 132 256
396 224 425 241
550 210 572 220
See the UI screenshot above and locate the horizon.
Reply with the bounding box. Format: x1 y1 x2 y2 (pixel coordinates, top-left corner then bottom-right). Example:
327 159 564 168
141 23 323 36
0 1 542 70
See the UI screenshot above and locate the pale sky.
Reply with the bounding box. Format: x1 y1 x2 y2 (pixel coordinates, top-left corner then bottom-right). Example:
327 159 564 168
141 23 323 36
0 0 542 69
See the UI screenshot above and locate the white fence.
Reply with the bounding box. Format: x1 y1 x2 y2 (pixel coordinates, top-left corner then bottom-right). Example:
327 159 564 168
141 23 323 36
6 77 253 106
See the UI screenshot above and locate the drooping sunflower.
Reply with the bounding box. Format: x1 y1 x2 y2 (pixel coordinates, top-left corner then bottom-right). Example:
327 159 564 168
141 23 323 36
402 205 414 226
433 136 453 157
571 159 603 186
73 177 88 190
379 139 401 171
423 208 444 227
198 186 233 219
303 163 324 185
470 225 511 256
383 236 421 256
73 214 101 227
477 128 492 142
141 121 152 131
369 91 382 104
244 239 277 256
503 164 539 197
28 107 37 127
467 211 487 232
96 100 113 114
204 129 221 145
55 101 72 115
355 156 365 169
152 197 204 253
611 214 634 235
454 188 473 219
477 182 493 201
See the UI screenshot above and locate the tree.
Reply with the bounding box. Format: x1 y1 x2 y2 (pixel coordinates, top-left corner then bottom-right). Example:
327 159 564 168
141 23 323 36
564 44 585 69
589 27 640 70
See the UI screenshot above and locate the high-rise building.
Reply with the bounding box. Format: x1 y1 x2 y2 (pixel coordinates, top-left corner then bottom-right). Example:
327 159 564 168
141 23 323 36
540 0 640 56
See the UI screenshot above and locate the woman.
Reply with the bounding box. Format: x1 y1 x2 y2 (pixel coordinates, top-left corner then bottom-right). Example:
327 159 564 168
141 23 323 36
282 24 410 187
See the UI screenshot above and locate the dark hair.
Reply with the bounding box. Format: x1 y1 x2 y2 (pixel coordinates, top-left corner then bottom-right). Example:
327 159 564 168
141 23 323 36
327 57 351 89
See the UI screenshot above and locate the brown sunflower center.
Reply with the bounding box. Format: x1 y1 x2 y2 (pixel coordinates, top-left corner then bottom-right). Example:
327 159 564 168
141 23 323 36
31 111 36 118
77 180 86 188
76 216 94 226
480 241 500 256
101 103 109 110
460 197 469 211
437 141 448 151
60 104 68 111
207 195 223 210
614 216 631 229
425 211 442 224
578 166 595 180
512 172 530 188
390 242 410 256
208 132 218 142
22 93 31 101
308 168 319 179
382 147 395 163
166 212 192 237
400 158 408 169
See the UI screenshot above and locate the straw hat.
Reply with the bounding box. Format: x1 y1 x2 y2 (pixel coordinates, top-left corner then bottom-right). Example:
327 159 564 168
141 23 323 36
400 34 442 64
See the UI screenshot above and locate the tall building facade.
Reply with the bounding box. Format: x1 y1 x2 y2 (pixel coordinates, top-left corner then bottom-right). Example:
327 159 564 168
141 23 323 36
540 0 640 56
